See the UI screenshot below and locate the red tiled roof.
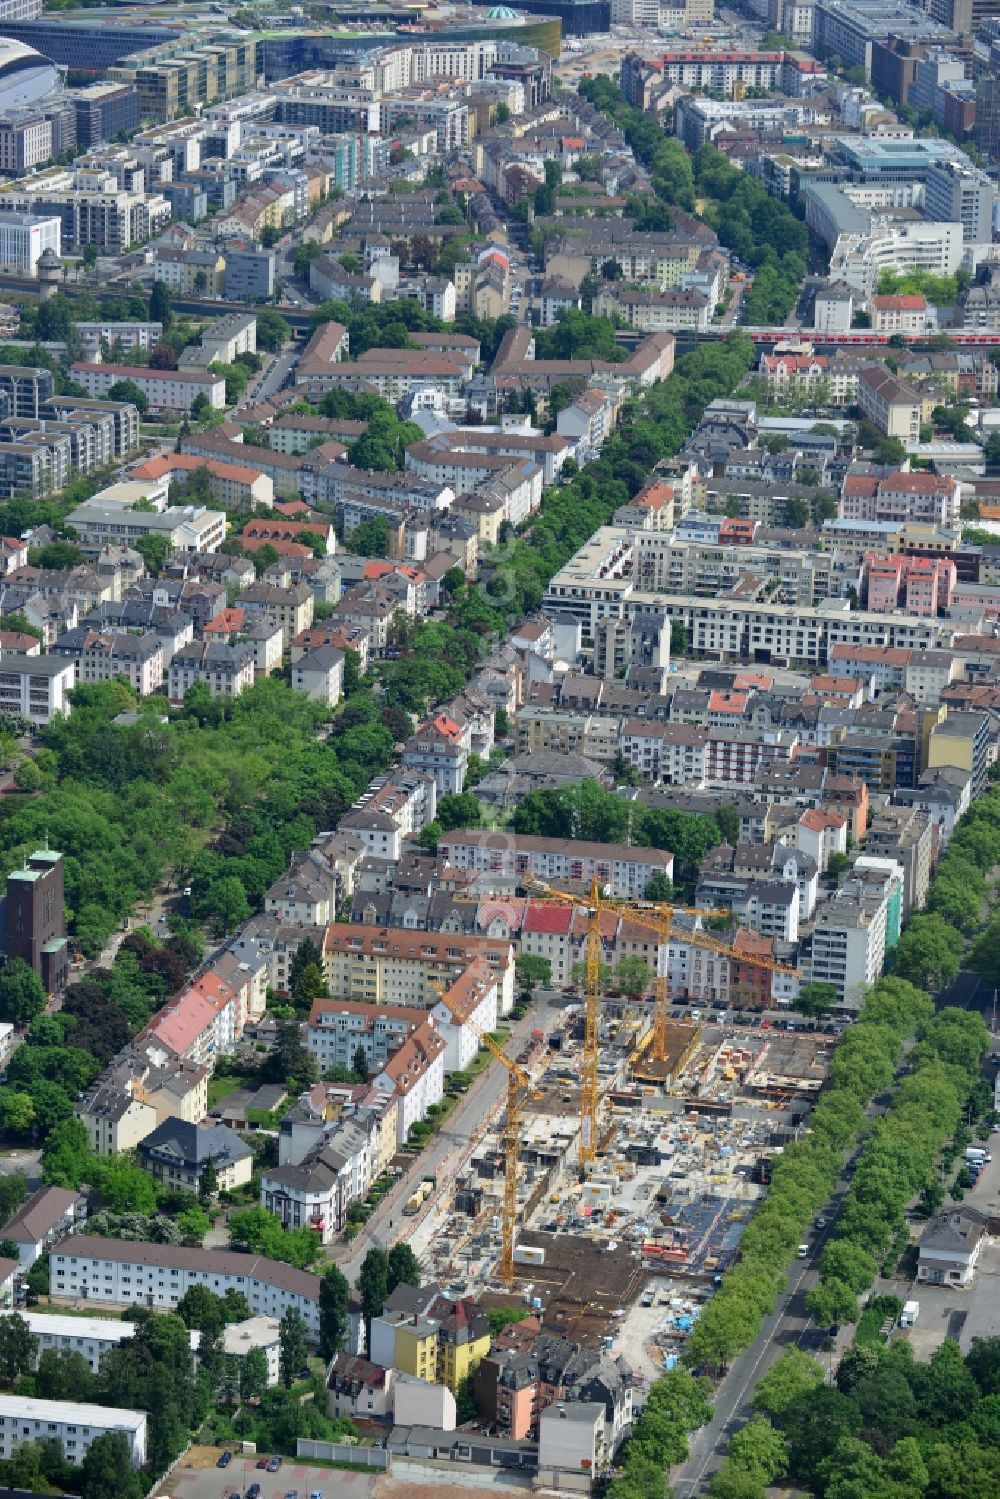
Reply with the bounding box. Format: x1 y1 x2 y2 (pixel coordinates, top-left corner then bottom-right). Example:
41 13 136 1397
523 903 573 935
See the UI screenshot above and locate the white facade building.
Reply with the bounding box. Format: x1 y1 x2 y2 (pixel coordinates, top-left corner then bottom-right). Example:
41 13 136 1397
49 1238 321 1341
0 1395 146 1467
0 210 59 272
0 652 75 726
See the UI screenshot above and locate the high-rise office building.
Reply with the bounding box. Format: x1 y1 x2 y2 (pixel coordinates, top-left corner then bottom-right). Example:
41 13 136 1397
924 157 995 241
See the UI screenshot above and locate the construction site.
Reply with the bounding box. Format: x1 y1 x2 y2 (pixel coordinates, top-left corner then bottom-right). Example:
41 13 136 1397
408 997 834 1373
398 885 834 1377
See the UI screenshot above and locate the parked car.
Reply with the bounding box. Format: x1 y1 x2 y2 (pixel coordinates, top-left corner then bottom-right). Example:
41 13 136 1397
217 1452 232 1469
267 1457 283 1473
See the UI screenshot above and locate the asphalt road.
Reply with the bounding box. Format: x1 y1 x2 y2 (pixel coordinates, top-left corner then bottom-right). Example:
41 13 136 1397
337 996 543 1282
249 345 298 405
944 969 1000 1034
672 1175 851 1496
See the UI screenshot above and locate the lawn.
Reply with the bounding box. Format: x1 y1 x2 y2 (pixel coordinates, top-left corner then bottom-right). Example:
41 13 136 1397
208 1075 242 1108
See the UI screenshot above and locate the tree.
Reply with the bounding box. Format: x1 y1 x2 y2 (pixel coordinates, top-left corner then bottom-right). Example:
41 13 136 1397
358 1247 390 1350
100 1157 157 1216
615 956 653 997
251 543 280 579
515 953 551 994
752 1347 826 1421
106 379 148 415
279 1306 308 1387
30 540 85 570
41 1116 95 1189
0 958 46 1028
892 912 964 993
797 981 838 1017
0 1311 34 1380
644 872 674 902
435 792 482 831
319 1264 350 1362
35 1347 93 1401
222 1288 251 1324
176 1205 211 1245
240 1343 270 1401
80 1432 143 1499
820 1239 878 1294
727 1417 788 1483
149 279 172 329
388 1242 420 1294
967 1335 1000 1396
571 959 614 991
256 309 291 351
806 1277 859 1329
352 1043 369 1082
176 1284 225 1335
289 936 325 995
293 961 328 1009
670 618 687 656
263 1019 319 1090
200 1156 219 1202
134 532 172 577
0 1169 26 1224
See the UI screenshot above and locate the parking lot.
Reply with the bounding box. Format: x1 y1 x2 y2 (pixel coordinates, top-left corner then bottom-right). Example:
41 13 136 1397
162 1460 379 1499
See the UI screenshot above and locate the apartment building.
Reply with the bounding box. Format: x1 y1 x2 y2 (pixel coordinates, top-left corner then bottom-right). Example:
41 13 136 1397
261 1121 371 1244
857 366 921 443
593 285 711 334
863 553 956 614
339 772 438 860
870 293 927 334
805 868 900 1007
319 926 516 1016
438 829 674 900
293 321 350 399
0 1396 146 1468
237 580 314 648
51 628 163 696
167 641 255 704
70 362 225 414
128 453 273 513
49 1238 321 1340
842 471 961 527
12 1311 177 1375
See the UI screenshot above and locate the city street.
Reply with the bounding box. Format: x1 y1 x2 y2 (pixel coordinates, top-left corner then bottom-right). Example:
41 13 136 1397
338 996 542 1282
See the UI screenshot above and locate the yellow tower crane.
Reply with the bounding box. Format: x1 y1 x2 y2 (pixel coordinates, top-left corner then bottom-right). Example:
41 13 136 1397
525 880 725 1166
525 883 800 1159
433 982 540 1287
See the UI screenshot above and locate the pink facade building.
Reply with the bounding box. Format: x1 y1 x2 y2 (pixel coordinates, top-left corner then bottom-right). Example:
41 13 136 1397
863 553 956 616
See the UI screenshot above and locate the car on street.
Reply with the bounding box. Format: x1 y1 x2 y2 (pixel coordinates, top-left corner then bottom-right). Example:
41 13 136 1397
816 1216 828 1228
